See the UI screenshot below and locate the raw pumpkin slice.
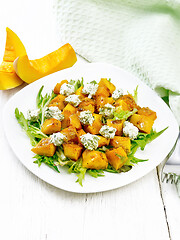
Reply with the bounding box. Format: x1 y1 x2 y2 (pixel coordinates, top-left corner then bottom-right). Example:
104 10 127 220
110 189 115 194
14 43 77 84
0 27 26 90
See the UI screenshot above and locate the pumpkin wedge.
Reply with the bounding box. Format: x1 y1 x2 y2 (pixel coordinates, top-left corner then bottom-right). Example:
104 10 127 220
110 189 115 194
0 27 26 90
14 43 77 84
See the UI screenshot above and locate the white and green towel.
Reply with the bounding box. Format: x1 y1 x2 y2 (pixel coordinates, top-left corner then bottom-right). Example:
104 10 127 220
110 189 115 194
54 0 180 125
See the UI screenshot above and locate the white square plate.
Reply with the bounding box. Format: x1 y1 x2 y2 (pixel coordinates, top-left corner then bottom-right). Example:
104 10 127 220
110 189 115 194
3 63 179 193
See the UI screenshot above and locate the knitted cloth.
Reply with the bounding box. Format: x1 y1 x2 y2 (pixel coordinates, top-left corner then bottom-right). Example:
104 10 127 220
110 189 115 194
54 0 180 125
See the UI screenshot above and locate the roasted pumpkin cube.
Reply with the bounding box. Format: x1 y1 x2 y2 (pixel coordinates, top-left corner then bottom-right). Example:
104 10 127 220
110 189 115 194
75 86 86 98
110 136 131 153
95 96 108 110
119 94 139 111
115 99 129 110
63 143 83 161
63 103 77 114
99 78 116 94
78 97 95 112
54 80 68 94
69 114 82 130
106 147 127 170
95 85 110 97
49 94 66 110
84 113 102 134
107 119 124 136
41 118 61 135
82 150 108 169
61 126 78 143
130 114 154 134
31 138 56 156
61 104 77 129
77 129 86 145
107 97 115 105
138 107 157 121
98 136 110 147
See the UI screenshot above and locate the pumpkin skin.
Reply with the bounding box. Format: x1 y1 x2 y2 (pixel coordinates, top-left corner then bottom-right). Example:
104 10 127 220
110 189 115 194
0 27 26 90
14 43 77 84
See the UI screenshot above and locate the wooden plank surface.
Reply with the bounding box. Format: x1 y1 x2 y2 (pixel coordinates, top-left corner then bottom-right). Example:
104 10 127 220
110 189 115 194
0 0 179 239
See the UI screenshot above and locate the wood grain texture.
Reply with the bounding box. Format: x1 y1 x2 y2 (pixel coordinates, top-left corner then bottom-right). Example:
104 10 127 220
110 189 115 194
0 0 179 239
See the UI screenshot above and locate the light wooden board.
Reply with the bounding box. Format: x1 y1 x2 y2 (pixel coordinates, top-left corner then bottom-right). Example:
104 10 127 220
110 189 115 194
0 0 179 239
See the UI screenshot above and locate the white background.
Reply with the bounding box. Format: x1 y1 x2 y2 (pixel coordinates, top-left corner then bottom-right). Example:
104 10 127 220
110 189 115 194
0 0 180 239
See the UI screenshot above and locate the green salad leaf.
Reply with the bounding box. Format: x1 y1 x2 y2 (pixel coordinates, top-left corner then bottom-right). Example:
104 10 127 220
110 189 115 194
36 86 57 125
69 78 84 91
112 108 137 121
132 127 168 151
33 153 60 173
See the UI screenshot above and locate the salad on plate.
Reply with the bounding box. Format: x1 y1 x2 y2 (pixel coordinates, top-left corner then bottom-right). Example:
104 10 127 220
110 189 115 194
15 77 166 186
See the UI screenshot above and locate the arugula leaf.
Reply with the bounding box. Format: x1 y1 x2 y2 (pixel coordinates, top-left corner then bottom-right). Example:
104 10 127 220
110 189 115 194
33 154 60 172
15 108 37 146
68 158 87 186
36 86 44 108
128 154 148 164
112 108 137 121
105 164 132 173
90 80 97 85
132 127 168 150
133 85 138 103
35 87 57 125
69 78 84 91
108 78 111 82
87 169 105 178
29 125 48 139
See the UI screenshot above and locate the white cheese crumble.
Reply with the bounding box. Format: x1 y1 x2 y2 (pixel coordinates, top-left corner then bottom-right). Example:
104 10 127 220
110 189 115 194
50 132 65 146
82 82 98 98
60 83 75 96
99 125 116 139
99 103 115 118
112 89 124 100
80 133 100 150
27 109 40 121
44 106 64 121
65 94 81 107
79 110 94 126
123 121 139 140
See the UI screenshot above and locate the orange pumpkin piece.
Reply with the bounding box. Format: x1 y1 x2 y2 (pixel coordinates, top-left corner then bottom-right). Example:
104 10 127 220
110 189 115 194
115 99 129 111
0 27 26 90
82 150 108 169
77 129 86 145
95 85 110 97
98 136 110 147
110 136 131 153
95 96 108 110
84 113 102 135
61 126 78 143
75 86 86 98
69 114 82 130
78 97 95 112
106 147 127 170
98 78 116 94
31 138 56 157
41 118 61 135
14 43 77 84
119 94 139 111
130 114 154 134
54 80 68 94
61 104 77 129
107 119 124 136
49 94 66 110
63 143 83 161
138 107 157 121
